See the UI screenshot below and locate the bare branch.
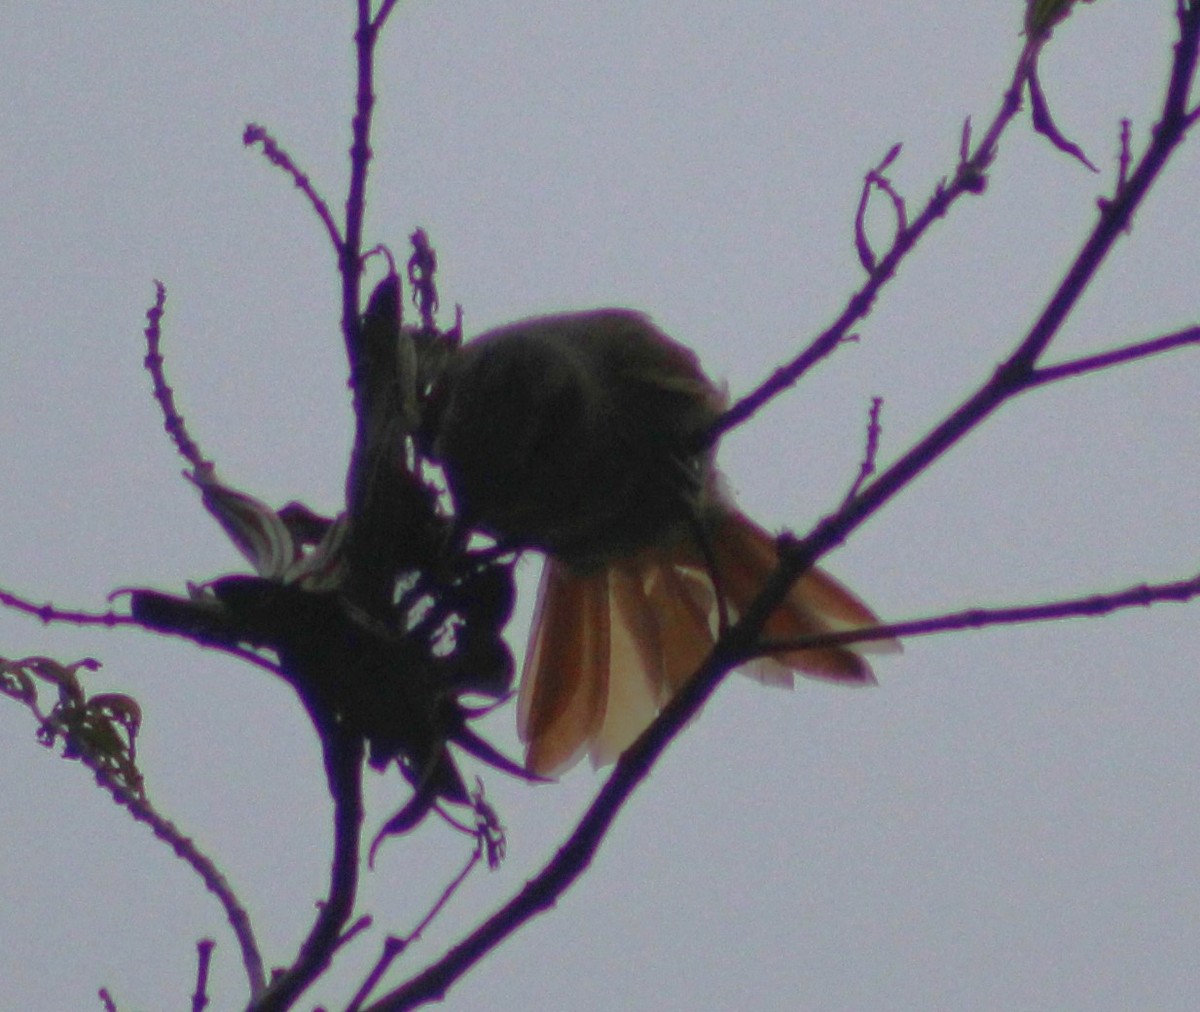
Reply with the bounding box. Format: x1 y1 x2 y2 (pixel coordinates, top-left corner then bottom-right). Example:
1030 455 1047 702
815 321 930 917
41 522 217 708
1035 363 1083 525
853 143 908 273
0 585 133 628
2 654 267 998
99 738 266 998
707 50 1030 446
338 915 375 951
774 2 1200 572
348 936 406 1012
1027 326 1200 387
404 847 482 947
753 572 1200 658
243 123 344 256
840 397 884 507
371 0 402 32
341 0 382 387
1168 1 1200 122
695 12 1200 825
142 282 210 473
348 846 483 1010
248 731 365 1012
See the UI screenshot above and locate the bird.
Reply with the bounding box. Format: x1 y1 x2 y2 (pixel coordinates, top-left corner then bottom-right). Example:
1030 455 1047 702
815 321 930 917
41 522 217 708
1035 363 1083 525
425 308 890 776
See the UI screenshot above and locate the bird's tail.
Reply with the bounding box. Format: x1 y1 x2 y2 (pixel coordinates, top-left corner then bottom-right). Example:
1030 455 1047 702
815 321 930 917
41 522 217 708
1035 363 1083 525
517 510 893 776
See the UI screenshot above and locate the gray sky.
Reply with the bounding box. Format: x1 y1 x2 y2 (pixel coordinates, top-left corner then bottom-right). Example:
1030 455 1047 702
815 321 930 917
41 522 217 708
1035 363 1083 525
2 4 1198 1010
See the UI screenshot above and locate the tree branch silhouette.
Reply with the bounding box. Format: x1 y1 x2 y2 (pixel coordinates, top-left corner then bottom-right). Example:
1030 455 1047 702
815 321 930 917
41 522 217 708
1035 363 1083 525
0 655 266 997
251 731 365 1012
755 573 1200 657
3 4 1197 1009
707 37 1032 446
366 8 1200 1006
1028 325 1200 387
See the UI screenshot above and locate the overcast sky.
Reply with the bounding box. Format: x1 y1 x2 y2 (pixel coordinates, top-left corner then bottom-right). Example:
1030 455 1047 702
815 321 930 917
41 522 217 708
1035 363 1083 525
2 4 1199 1010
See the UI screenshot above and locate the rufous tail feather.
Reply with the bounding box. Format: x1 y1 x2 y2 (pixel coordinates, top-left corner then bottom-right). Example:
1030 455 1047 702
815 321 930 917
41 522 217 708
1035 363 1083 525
518 510 890 776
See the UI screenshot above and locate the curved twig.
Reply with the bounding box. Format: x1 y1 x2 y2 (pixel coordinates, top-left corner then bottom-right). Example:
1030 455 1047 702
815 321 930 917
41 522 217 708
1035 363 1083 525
243 124 345 257
142 282 210 473
88 728 266 997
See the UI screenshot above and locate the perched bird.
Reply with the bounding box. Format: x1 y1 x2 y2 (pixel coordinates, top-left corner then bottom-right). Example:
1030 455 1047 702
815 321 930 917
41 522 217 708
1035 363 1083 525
427 309 888 776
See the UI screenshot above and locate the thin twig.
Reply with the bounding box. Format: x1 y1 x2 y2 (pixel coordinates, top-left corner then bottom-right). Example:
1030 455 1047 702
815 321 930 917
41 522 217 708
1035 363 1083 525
404 848 482 948
243 124 344 257
852 168 876 272
143 282 210 472
338 915 375 950
95 765 266 997
192 939 216 1012
1027 326 1200 387
348 937 407 1012
707 52 1031 446
752 572 1200 657
0 585 133 628
341 0 380 386
0 583 292 680
347 846 482 1011
854 143 907 272
372 0 402 32
840 397 884 507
